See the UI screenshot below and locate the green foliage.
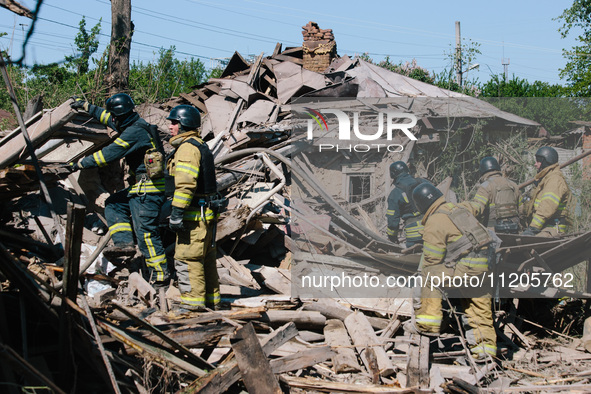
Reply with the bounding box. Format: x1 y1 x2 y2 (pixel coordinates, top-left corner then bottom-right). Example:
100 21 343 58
434 39 482 96
556 1 591 96
64 17 101 74
567 161 591 232
420 121 533 201
129 47 207 103
480 74 566 97
375 57 435 84
0 21 213 114
481 97 591 135
207 67 224 79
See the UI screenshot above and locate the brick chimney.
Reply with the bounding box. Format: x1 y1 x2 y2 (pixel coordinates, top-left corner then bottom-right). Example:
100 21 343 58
302 21 337 73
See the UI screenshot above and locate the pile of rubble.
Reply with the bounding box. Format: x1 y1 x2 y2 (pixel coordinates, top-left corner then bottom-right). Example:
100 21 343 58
2 22 591 393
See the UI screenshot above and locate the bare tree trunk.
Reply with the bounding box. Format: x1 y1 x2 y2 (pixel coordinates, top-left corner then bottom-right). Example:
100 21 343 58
107 0 132 96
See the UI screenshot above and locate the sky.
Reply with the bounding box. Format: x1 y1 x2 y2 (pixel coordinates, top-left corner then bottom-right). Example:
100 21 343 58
0 0 581 86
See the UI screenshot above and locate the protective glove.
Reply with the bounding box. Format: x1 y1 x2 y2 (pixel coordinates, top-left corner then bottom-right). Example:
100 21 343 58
70 96 89 111
521 227 540 236
169 206 185 232
64 161 80 172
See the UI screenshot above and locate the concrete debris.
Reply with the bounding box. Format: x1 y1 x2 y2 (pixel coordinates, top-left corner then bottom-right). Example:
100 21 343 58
1 24 591 393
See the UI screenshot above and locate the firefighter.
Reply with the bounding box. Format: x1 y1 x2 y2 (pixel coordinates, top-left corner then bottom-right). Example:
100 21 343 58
467 156 522 234
522 146 572 237
166 105 220 311
404 182 497 361
386 161 428 247
69 94 170 285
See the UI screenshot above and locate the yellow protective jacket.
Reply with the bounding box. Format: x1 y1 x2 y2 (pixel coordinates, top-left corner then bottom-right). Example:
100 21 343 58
525 163 571 232
167 131 215 222
469 171 521 227
417 197 496 358
420 197 488 271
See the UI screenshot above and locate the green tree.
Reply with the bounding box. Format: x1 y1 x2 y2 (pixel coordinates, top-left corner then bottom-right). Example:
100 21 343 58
65 17 102 74
207 67 224 79
480 74 565 97
435 39 482 95
479 75 591 136
556 1 591 96
129 47 207 103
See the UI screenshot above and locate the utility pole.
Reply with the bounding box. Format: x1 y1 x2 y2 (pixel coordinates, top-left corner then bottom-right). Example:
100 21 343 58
455 21 462 88
502 57 510 81
107 0 132 96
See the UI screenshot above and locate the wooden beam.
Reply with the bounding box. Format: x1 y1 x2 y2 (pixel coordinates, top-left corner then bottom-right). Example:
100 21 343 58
217 248 260 289
303 299 390 330
231 323 282 393
261 310 326 329
111 301 213 370
406 334 430 388
0 0 33 18
272 43 282 56
0 100 77 168
0 343 65 394
59 202 85 390
269 346 335 374
179 92 207 113
344 311 396 377
323 319 362 373
101 321 207 378
280 375 418 393
273 54 304 64
185 322 298 394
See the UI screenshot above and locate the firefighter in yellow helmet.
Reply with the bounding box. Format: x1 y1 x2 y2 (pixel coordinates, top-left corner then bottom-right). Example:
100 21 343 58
167 105 220 311
522 146 572 237
403 182 497 362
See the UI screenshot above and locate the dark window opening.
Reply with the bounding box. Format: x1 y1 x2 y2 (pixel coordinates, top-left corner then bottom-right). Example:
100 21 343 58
348 174 371 203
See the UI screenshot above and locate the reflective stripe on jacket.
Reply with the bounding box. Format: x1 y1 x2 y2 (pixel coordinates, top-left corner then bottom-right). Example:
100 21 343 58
526 164 571 231
168 131 216 215
79 104 160 192
468 171 522 226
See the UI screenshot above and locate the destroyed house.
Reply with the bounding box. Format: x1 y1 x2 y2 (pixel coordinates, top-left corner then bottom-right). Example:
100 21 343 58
3 18 591 393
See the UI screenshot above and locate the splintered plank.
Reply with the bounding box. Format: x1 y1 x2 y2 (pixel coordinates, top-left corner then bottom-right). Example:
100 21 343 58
184 322 298 394
303 299 390 330
231 323 281 394
103 322 206 378
344 311 396 377
179 92 207 113
255 266 291 295
280 375 417 393
217 248 260 290
261 310 326 329
406 334 430 389
269 346 335 374
324 319 362 373
0 100 77 168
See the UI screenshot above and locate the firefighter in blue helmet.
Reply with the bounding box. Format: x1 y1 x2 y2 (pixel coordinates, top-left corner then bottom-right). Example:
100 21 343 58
386 161 429 247
69 94 170 285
